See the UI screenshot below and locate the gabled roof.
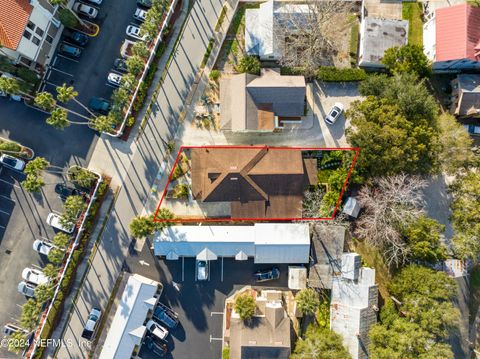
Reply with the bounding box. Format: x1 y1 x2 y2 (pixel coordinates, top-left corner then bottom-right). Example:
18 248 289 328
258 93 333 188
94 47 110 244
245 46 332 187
436 3 480 62
0 0 32 50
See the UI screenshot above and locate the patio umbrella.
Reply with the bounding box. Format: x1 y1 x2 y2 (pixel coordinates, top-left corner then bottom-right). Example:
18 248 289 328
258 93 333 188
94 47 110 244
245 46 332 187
196 247 218 261
235 251 248 261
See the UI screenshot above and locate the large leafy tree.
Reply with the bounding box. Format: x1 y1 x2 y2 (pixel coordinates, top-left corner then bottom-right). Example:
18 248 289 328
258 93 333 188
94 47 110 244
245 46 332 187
129 209 174 238
295 288 320 316
291 325 351 359
382 44 432 78
234 293 256 321
449 171 480 260
346 97 438 178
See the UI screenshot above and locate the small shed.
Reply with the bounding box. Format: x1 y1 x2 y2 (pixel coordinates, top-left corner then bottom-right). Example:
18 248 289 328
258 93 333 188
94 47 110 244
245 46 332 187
288 266 307 290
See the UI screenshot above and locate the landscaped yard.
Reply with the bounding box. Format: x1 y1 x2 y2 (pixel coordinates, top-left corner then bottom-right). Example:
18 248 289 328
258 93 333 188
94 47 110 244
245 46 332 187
403 2 423 46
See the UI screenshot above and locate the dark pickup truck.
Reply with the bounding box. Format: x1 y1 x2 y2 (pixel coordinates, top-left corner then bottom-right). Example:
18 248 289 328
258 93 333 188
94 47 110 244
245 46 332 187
153 303 179 329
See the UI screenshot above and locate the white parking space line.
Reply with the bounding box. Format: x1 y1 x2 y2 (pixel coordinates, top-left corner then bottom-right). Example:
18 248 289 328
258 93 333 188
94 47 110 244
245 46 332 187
52 56 58 67
49 67 74 77
0 225 5 229
209 335 223 342
0 195 14 202
56 54 79 63
105 83 119 89
0 209 10 215
44 80 62 88
210 312 223 316
0 179 20 189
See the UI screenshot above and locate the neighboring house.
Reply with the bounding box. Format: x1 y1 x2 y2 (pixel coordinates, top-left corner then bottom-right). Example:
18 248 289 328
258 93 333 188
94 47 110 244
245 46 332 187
308 224 346 289
153 223 311 264
358 17 408 69
97 274 162 359
245 0 310 60
220 68 306 131
224 288 293 359
451 74 480 117
190 146 317 219
423 3 480 72
330 253 378 359
0 0 61 70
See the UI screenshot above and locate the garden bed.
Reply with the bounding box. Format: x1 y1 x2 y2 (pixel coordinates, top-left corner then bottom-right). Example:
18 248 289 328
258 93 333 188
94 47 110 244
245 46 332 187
0 137 34 159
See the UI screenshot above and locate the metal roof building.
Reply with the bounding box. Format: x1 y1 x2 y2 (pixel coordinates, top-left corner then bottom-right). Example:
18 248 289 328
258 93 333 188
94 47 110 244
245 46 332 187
153 223 311 264
98 274 161 359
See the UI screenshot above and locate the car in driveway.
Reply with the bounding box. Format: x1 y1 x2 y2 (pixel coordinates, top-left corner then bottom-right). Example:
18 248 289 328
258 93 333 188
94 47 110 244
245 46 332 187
153 304 179 329
126 25 147 41
146 319 169 340
136 0 152 8
32 240 55 256
0 154 25 171
82 308 101 340
197 260 208 281
22 268 49 286
72 2 98 18
46 212 75 234
18 281 36 298
88 97 111 115
113 58 128 73
254 267 280 282
107 72 123 87
144 335 168 356
324 102 344 125
63 30 89 46
59 43 82 58
133 8 147 22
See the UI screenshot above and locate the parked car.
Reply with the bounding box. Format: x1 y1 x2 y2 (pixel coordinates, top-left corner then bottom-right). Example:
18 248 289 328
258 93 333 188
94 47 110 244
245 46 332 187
54 183 80 200
84 0 102 5
126 25 147 41
59 43 82 58
144 335 167 356
64 30 89 46
156 303 178 321
197 260 208 281
22 267 49 286
72 2 98 18
88 97 111 115
254 267 280 282
18 281 36 298
120 39 136 58
32 240 54 256
133 8 147 22
0 154 25 171
113 58 128 73
81 308 101 340
324 102 344 125
146 319 169 340
3 323 28 336
107 72 122 87
46 212 75 234
136 0 152 8
153 304 179 329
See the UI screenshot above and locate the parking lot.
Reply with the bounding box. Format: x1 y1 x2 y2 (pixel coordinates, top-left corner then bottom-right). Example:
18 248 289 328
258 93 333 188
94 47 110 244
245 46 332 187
42 0 143 118
126 248 289 359
0 166 66 358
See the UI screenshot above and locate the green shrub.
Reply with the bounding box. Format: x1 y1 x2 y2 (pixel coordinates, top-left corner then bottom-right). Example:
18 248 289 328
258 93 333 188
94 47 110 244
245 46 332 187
222 347 230 359
16 67 38 84
236 56 261 75
317 67 367 82
215 5 228 32
280 67 305 76
209 69 221 82
201 38 215 68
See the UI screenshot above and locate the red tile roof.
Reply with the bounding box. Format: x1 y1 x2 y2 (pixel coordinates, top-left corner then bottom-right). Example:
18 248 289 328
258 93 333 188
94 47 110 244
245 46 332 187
0 0 32 50
436 3 480 62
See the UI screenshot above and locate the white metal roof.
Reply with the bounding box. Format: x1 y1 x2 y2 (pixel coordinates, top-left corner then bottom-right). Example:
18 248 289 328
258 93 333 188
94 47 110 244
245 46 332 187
154 223 310 264
99 274 160 359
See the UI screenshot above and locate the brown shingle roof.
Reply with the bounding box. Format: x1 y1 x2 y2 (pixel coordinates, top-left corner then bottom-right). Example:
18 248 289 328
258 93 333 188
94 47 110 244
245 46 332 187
190 147 317 219
0 0 32 50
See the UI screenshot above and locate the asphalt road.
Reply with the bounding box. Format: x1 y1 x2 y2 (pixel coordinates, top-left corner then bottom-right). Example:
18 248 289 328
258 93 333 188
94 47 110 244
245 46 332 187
54 0 226 357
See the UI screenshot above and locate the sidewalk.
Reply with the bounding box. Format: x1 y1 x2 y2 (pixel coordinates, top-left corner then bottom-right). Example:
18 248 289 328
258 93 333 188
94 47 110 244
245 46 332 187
43 188 117 359
88 0 190 188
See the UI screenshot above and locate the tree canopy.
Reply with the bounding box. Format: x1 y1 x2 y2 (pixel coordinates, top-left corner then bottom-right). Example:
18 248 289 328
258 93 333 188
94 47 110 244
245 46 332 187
234 292 256 321
295 288 320 316
236 56 261 75
291 325 351 359
382 44 432 78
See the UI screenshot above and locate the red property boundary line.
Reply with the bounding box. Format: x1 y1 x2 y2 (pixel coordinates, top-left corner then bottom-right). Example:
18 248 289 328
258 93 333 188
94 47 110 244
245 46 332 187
154 145 360 223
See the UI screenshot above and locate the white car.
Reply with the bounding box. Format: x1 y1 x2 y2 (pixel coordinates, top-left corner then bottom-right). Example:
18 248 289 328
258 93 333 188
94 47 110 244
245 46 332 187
0 154 25 171
72 2 98 18
33 240 54 256
82 308 102 340
22 267 49 285
107 72 122 87
18 281 36 298
46 212 75 233
126 25 147 41
146 319 169 340
120 39 136 58
197 260 208 281
324 102 344 125
133 8 147 22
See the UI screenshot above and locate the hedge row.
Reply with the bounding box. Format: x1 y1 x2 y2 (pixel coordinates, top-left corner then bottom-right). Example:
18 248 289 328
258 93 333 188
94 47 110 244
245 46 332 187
317 67 367 82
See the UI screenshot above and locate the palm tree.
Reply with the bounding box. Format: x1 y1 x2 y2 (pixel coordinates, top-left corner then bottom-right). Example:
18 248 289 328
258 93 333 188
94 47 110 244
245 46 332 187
48 247 65 265
43 263 59 279
56 83 97 117
60 195 84 226
34 284 54 304
34 91 56 112
126 55 145 77
234 293 256 321
7 331 28 354
20 299 41 330
91 114 117 132
22 174 45 192
0 77 23 97
52 232 71 250
295 288 320 316
132 42 150 60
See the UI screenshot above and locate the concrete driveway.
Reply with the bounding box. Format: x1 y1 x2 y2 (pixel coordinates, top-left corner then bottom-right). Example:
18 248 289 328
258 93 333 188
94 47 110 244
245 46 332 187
310 80 363 148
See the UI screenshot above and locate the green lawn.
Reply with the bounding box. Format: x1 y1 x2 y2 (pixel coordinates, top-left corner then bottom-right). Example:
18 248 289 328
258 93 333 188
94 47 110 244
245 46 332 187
402 2 423 46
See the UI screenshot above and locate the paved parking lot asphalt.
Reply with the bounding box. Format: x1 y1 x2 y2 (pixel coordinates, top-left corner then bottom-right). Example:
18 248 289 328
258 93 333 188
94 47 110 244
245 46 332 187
42 0 143 118
126 244 289 359
0 166 66 358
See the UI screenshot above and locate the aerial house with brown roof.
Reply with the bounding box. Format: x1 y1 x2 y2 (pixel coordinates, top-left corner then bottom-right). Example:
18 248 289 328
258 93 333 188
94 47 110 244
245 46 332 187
190 146 317 219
